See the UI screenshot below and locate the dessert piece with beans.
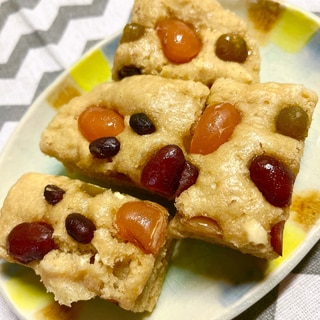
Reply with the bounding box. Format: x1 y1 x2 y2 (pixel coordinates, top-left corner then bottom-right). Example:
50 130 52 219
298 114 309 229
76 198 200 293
0 173 173 312
170 78 317 259
112 0 260 86
40 75 209 200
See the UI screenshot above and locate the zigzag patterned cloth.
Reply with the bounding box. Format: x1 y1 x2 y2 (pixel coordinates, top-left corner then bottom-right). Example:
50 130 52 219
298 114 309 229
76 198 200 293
0 0 320 319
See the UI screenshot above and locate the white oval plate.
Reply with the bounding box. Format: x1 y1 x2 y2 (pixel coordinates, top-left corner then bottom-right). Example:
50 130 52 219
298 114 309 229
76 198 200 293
0 1 320 319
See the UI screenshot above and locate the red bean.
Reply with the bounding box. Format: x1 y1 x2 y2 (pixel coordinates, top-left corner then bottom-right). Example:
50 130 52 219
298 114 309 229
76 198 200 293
141 145 186 196
7 222 55 264
249 155 295 207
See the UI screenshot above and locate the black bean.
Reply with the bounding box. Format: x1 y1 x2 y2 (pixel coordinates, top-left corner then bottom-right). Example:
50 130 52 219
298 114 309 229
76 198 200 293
89 137 120 159
117 65 141 80
44 184 65 205
129 113 156 135
65 213 96 244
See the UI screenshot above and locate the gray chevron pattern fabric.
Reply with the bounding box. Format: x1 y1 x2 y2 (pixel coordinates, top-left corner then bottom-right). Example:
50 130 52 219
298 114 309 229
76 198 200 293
0 1 320 319
0 0 132 130
1 1 108 78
